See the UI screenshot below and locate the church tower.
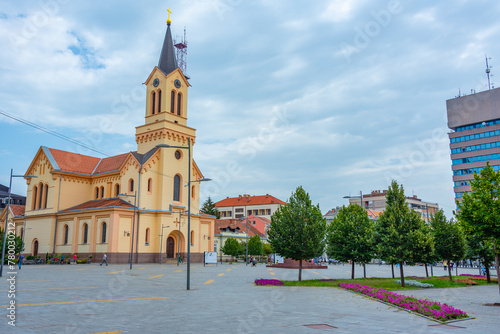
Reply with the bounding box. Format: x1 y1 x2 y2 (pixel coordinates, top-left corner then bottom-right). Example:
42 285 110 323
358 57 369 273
136 12 195 154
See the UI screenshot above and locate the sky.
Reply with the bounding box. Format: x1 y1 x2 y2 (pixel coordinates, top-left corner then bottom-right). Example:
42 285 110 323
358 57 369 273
1 0 500 218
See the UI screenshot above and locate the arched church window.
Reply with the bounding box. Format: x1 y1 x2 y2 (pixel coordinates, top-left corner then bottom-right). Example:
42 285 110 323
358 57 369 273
115 184 120 197
100 186 105 199
38 182 44 209
145 228 150 245
190 230 194 245
83 223 88 244
63 224 69 245
95 187 99 199
191 185 195 199
177 93 182 116
43 184 48 208
171 90 175 113
101 222 107 243
173 175 181 201
158 90 162 113
152 91 156 115
32 186 37 210
148 178 152 193
129 179 134 192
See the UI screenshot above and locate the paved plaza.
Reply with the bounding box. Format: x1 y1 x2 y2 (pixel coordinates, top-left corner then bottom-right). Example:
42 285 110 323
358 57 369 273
1 262 499 333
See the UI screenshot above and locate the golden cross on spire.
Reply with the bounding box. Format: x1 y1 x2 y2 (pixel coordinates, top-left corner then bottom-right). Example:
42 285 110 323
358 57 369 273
167 8 172 25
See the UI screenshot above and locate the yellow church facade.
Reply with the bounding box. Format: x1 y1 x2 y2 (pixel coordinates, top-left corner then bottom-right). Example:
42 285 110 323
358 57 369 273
2 18 215 263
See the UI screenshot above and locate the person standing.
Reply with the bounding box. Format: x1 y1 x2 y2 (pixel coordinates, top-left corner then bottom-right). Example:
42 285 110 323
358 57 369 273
73 254 77 264
61 254 65 265
100 253 108 266
18 254 24 270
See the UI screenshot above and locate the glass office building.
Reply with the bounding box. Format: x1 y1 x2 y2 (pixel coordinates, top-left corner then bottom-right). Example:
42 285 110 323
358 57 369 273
447 87 500 203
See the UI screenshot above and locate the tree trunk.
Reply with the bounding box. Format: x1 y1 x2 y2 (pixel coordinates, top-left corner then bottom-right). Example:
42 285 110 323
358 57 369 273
399 261 405 287
486 266 491 283
351 260 355 279
493 240 500 295
448 259 453 281
391 264 395 278
425 263 429 277
299 259 302 282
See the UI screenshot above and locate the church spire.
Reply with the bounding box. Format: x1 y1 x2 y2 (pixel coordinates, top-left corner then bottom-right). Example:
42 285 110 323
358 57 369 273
158 8 178 75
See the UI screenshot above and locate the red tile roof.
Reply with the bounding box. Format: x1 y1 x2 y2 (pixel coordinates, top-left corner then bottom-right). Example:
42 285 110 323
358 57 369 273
47 147 132 176
93 153 129 174
214 219 264 237
59 198 134 213
48 148 101 175
215 194 285 207
366 209 381 219
10 204 25 216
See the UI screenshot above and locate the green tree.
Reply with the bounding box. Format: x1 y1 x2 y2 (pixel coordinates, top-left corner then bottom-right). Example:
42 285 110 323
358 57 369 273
466 235 495 283
200 196 220 219
430 209 466 281
327 204 375 279
456 162 500 294
248 235 263 256
0 229 23 263
412 222 437 277
262 243 273 256
268 186 326 281
374 180 434 287
221 237 239 262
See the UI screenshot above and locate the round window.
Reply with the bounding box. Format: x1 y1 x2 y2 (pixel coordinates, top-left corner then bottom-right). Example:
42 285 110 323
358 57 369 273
175 150 181 160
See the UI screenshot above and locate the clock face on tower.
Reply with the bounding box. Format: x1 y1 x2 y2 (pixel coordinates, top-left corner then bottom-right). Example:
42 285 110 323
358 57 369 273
153 78 159 87
174 79 181 88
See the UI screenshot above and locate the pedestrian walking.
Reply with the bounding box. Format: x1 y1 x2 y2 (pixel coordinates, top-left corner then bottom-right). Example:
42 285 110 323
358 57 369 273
73 254 77 264
18 254 24 270
100 253 108 266
61 254 65 265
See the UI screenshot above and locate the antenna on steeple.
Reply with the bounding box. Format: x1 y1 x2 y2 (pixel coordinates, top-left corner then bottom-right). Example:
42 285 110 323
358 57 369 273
486 55 493 90
174 27 188 77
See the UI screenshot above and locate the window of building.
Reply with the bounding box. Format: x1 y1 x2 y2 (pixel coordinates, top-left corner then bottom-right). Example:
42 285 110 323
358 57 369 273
151 91 156 114
115 184 120 197
95 187 99 199
101 222 107 243
235 208 243 213
247 210 252 216
129 179 134 192
145 228 150 245
173 175 181 201
171 90 175 113
190 230 194 245
192 185 195 199
148 178 152 193
63 224 69 245
100 186 105 199
32 186 37 210
177 93 182 116
38 183 44 209
83 223 88 244
43 184 48 208
158 90 162 113
175 150 181 160
20 228 23 240
266 209 271 215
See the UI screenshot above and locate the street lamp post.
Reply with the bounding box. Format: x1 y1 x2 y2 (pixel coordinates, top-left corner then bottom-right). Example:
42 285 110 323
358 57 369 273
159 224 170 264
1 170 36 277
155 141 211 290
343 191 367 279
118 192 137 270
245 218 249 266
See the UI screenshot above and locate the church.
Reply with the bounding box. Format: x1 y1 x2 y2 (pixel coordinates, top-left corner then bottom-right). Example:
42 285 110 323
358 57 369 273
2 14 215 263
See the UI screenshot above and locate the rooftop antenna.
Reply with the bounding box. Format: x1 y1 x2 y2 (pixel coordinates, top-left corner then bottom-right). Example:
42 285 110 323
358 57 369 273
486 55 493 90
174 27 188 77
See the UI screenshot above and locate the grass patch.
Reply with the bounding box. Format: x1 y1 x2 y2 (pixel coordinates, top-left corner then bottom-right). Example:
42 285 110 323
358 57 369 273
282 276 496 290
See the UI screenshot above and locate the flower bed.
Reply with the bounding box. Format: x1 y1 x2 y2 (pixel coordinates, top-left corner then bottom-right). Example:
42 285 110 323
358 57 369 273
255 279 284 286
340 283 468 321
460 274 498 282
437 277 478 285
394 279 434 288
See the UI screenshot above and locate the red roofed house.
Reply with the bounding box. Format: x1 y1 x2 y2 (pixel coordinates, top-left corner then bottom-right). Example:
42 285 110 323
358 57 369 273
213 219 267 262
1 18 215 263
215 194 286 220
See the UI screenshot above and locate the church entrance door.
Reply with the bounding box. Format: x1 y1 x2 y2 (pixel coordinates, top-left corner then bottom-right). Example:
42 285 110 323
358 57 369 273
166 237 175 258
